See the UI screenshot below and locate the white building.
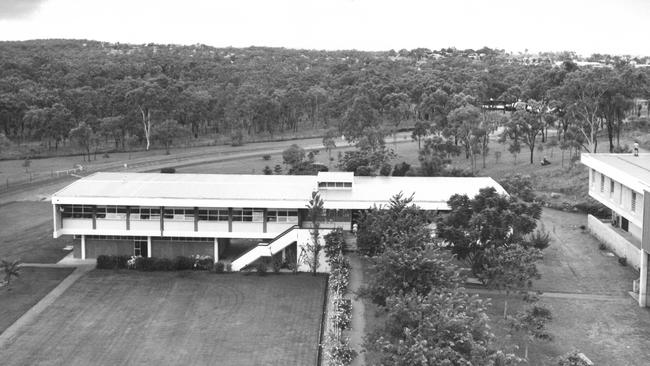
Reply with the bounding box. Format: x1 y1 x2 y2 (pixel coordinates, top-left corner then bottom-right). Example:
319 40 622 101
581 153 650 306
52 171 506 272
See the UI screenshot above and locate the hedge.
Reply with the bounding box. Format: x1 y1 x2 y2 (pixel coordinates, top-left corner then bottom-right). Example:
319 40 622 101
96 255 214 271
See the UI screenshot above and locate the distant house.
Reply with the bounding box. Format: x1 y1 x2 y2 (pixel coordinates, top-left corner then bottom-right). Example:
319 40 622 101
52 172 506 272
581 153 650 306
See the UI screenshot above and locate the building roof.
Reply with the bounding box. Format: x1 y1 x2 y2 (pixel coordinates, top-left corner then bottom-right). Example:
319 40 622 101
581 153 650 193
51 172 507 210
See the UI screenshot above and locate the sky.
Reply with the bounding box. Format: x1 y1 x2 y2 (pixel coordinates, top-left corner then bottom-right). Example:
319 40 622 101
1 0 649 56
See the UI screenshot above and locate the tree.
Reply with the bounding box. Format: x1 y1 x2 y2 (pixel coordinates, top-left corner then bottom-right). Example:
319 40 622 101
304 191 324 275
418 136 461 176
362 246 462 306
508 304 553 360
282 143 305 169
151 119 190 155
499 174 536 202
341 94 379 142
1 259 21 288
322 128 338 168
436 187 542 272
391 162 410 176
365 289 520 366
357 193 431 257
69 121 96 161
323 228 346 262
503 110 544 164
411 121 429 150
477 245 543 317
125 77 174 151
273 164 283 175
263 166 272 175
446 105 482 172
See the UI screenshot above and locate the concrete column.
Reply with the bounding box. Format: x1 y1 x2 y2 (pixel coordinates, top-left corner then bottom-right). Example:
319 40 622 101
228 208 233 232
214 238 219 263
160 206 164 236
147 236 152 258
263 208 267 233
92 205 97 230
81 234 86 260
194 207 199 232
126 206 130 231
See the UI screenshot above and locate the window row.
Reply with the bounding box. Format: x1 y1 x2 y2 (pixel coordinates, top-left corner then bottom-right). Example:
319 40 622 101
62 206 301 223
318 181 352 188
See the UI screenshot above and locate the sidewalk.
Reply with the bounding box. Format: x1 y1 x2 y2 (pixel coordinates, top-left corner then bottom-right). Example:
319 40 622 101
347 254 366 366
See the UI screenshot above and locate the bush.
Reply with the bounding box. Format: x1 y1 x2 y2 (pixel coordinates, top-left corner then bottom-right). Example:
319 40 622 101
174 256 195 270
115 255 131 269
619 256 627 266
154 258 174 271
331 298 352 330
192 255 214 270
526 226 552 250
160 167 176 173
214 261 225 273
136 257 156 271
256 259 268 276
272 255 282 273
225 263 232 272
598 242 607 250
96 255 116 269
556 350 592 366
262 154 271 160
574 201 609 218
326 332 357 366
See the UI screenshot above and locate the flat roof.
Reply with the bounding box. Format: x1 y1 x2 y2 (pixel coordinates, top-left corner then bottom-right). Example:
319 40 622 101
52 172 507 210
581 153 650 193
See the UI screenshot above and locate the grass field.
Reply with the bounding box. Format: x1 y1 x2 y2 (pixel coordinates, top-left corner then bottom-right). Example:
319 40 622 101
1 271 327 366
0 201 72 263
0 266 74 334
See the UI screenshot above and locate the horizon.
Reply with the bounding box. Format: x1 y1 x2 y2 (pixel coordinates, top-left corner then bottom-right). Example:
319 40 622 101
1 0 649 57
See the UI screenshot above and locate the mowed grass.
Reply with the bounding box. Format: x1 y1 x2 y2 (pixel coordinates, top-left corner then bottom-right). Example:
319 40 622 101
0 266 74 333
0 201 72 263
1 271 327 366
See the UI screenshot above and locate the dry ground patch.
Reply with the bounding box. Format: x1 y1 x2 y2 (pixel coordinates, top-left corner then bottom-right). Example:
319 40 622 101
1 271 327 366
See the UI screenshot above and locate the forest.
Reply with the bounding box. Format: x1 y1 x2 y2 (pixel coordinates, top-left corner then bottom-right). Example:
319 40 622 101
0 39 649 163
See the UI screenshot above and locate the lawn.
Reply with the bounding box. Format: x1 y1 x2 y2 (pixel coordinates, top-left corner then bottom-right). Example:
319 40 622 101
0 271 327 366
0 266 74 333
0 201 72 263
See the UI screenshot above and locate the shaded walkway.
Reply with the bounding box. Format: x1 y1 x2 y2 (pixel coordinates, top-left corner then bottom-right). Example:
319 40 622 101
347 253 366 366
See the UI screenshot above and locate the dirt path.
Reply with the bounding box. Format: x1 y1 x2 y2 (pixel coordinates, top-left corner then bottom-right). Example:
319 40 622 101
347 254 366 366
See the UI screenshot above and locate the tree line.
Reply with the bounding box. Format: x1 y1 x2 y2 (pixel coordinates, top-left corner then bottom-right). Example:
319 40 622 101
1 40 648 158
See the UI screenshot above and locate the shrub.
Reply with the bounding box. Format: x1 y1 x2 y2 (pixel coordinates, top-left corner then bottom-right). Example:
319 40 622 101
331 298 352 330
96 255 116 269
160 167 176 174
526 226 552 250
103 152 110 159
256 259 268 276
225 263 232 272
272 255 282 273
154 258 174 271
192 255 214 270
136 257 156 271
556 350 592 366
619 256 627 266
326 332 357 366
214 261 225 273
174 256 195 270
262 154 271 160
115 255 131 269
598 242 607 250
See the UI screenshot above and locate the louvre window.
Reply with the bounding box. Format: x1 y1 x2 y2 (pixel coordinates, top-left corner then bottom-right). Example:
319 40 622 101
632 192 637 212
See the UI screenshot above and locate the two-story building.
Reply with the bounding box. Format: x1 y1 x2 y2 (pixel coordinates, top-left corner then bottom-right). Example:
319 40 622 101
52 171 506 272
581 153 650 306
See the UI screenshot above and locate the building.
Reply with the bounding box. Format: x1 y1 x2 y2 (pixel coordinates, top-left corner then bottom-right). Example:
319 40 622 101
52 171 506 272
581 153 650 306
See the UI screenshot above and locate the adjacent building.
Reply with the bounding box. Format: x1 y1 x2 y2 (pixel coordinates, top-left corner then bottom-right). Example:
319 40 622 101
52 171 506 272
581 153 650 306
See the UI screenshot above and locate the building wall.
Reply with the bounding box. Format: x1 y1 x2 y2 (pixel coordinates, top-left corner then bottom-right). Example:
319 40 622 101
150 239 213 258
74 237 135 258
588 168 643 241
588 214 641 270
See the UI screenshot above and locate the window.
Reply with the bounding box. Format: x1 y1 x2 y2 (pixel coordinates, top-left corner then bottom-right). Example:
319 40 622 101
610 180 615 198
233 208 263 222
60 205 93 219
600 174 604 193
198 209 229 221
132 207 160 220
632 192 637 212
318 181 352 189
267 209 298 223
95 206 127 220
163 208 195 221
134 239 146 257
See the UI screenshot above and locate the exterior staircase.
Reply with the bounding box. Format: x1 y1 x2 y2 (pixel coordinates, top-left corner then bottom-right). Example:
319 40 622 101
231 225 299 271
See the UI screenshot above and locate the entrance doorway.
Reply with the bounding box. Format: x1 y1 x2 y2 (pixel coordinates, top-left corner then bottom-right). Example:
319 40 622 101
134 239 148 257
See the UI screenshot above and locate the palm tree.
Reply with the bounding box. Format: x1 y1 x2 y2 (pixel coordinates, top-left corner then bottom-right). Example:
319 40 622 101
1 259 21 287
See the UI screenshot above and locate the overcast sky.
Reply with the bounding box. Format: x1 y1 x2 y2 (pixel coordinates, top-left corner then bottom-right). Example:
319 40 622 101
1 0 649 56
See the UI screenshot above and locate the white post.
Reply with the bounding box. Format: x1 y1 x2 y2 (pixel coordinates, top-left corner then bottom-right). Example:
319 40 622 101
147 236 152 258
214 238 219 263
80 235 86 260
640 251 648 307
